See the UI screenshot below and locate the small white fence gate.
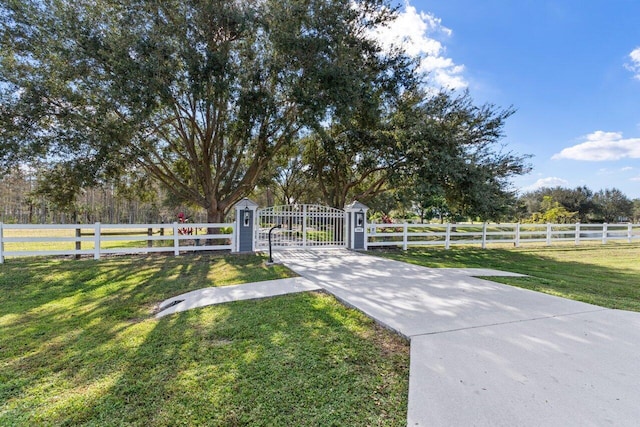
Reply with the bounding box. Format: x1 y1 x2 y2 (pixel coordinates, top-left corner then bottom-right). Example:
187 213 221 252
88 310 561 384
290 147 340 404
255 204 346 249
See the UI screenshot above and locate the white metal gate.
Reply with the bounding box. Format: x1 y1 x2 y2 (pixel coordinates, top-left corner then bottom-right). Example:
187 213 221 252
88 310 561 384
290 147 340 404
256 205 346 249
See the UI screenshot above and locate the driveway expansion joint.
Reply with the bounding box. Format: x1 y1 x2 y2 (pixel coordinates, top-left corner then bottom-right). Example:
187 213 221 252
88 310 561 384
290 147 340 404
407 308 611 339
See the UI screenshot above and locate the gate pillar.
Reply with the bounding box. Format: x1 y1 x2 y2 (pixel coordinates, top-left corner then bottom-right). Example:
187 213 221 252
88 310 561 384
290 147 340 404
234 198 259 253
345 201 369 250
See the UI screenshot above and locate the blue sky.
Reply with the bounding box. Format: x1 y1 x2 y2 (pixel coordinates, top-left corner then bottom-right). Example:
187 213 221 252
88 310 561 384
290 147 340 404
378 1 640 199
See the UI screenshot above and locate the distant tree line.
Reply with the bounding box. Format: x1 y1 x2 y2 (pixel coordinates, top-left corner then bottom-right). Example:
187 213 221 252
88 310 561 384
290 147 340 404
515 186 639 224
0 166 206 224
1 164 638 224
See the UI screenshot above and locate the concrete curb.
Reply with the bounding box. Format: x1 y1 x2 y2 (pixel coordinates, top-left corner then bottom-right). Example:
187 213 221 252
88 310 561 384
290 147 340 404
155 276 322 318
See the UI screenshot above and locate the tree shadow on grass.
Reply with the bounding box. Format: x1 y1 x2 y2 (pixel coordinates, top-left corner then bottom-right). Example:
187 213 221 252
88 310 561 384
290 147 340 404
95 293 407 426
0 256 206 420
2 291 409 426
0 253 290 317
0 253 297 422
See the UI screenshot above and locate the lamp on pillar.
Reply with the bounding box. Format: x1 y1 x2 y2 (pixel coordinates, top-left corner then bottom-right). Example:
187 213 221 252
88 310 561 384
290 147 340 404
243 206 250 227
357 208 364 227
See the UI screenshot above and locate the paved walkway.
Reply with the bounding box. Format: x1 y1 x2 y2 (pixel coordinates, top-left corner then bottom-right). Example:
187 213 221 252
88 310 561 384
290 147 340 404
155 277 321 318
156 248 640 426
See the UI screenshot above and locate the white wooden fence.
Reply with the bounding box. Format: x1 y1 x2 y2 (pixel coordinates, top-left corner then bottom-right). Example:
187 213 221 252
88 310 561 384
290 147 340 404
0 222 235 263
366 222 640 250
3 221 639 263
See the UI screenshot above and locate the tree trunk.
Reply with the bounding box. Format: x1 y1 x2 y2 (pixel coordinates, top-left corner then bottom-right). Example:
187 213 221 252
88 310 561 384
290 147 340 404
207 208 225 224
207 207 227 246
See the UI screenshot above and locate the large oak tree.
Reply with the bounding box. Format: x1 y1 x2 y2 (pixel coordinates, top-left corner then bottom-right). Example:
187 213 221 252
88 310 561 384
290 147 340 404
0 0 408 221
301 89 531 219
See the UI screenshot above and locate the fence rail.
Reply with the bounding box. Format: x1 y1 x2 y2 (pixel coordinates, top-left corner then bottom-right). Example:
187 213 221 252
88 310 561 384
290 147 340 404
366 222 640 250
3 220 639 263
0 222 235 263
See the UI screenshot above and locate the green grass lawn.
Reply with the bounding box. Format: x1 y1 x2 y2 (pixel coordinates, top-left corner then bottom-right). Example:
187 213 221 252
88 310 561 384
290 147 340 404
0 254 409 426
374 243 640 312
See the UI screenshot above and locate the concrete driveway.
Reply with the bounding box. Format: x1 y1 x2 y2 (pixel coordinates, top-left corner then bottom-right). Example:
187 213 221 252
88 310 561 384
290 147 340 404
274 249 640 427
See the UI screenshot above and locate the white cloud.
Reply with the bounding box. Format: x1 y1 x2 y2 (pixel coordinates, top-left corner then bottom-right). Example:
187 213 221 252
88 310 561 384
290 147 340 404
597 168 612 175
552 131 640 161
522 177 570 192
626 47 640 80
370 1 467 89
595 167 634 175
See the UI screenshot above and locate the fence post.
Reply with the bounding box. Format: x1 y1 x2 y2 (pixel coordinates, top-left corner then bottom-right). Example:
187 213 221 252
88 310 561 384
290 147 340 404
0 222 4 264
628 223 633 243
147 228 153 248
575 223 581 245
75 227 82 259
302 204 307 248
445 223 451 250
173 222 180 256
231 224 237 252
403 222 408 251
234 198 259 252
94 222 101 260
602 223 608 245
345 201 369 250
546 223 552 246
515 223 520 247
364 222 371 251
481 222 487 249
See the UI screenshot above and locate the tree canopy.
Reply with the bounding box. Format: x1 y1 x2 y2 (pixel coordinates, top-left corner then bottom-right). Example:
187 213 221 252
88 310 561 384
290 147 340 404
2 0 535 223
1 0 411 221
296 89 531 219
396 90 531 221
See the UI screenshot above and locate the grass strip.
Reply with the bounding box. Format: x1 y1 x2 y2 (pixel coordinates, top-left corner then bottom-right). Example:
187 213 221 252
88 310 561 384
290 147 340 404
374 243 640 312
